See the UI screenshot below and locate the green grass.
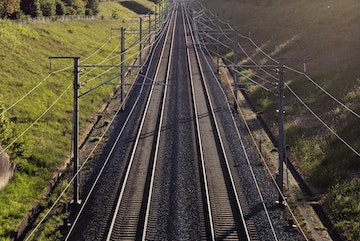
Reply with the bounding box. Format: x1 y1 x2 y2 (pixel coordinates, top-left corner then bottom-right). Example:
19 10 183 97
98 1 136 18
0 0 157 239
331 179 360 240
202 0 360 239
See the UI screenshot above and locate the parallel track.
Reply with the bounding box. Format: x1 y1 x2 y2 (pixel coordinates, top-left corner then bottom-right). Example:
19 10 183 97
183 4 254 240
107 3 260 240
64 2 290 241
106 4 178 240
64 5 176 241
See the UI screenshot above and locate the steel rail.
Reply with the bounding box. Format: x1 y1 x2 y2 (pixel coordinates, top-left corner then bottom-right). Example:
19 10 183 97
182 4 215 240
183 3 251 240
196 16 281 241
141 2 179 240
106 4 178 240
63 9 174 241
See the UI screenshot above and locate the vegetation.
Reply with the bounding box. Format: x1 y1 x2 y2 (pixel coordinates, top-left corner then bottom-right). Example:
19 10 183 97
0 0 99 19
0 0 156 239
201 0 360 239
331 179 360 240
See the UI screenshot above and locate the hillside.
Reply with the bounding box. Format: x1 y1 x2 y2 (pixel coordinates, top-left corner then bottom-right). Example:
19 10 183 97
200 0 360 239
0 0 157 239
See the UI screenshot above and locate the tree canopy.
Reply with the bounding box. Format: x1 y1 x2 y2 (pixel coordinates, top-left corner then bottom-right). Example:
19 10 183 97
0 0 98 18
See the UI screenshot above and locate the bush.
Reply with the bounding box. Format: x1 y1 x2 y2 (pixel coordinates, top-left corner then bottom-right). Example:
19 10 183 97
55 0 66 15
40 0 56 16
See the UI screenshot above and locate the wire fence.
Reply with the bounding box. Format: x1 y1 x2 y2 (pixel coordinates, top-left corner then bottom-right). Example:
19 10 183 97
12 15 116 25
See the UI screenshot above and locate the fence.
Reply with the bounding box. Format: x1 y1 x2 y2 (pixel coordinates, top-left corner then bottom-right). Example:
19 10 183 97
12 15 115 24
0 146 14 191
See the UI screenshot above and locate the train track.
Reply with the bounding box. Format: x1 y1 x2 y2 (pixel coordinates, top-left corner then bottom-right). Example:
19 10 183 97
106 3 178 240
64 1 303 241
105 3 257 240
183 4 253 240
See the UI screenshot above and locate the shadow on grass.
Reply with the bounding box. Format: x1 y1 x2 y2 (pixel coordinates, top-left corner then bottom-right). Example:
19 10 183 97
119 1 153 15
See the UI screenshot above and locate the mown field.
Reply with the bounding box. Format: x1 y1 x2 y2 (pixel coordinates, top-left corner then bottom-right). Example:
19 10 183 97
200 0 360 239
0 0 157 239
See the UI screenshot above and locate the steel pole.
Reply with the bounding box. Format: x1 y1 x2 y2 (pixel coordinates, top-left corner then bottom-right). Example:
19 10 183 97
121 27 125 109
73 57 80 204
139 17 143 67
233 30 238 110
277 59 285 204
155 6 158 30
148 14 151 45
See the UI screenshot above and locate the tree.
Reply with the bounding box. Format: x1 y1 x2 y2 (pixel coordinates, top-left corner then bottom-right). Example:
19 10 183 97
0 2 5 17
0 106 31 160
85 0 98 15
40 0 55 16
55 0 65 15
1 0 21 18
62 0 84 15
71 0 85 15
21 0 42 17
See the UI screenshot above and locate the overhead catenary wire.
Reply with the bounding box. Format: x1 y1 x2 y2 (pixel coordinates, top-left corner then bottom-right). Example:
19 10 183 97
286 83 360 157
197 0 360 168
1 25 151 158
0 27 151 118
198 32 278 89
0 83 72 156
199 2 360 134
0 38 123 155
79 35 158 94
196 21 277 93
80 23 159 87
193 5 310 240
0 34 120 117
195 16 282 241
195 13 279 87
285 65 360 120
204 5 360 120
65 17 172 240
24 19 170 240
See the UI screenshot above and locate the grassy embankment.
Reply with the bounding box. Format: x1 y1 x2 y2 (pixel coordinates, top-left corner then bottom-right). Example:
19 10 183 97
201 0 360 239
0 0 157 239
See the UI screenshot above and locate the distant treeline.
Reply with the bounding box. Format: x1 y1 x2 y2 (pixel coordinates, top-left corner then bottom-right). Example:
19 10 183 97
0 0 99 19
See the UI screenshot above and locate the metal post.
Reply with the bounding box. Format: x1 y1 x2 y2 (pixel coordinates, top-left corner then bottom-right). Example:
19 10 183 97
148 14 151 45
258 134 263 155
139 17 143 67
49 56 81 205
73 57 80 205
277 59 285 204
161 1 164 23
216 35 220 74
233 30 238 110
155 6 157 31
121 27 125 108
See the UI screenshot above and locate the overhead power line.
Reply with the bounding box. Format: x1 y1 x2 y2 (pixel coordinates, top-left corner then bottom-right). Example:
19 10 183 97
0 35 120 117
286 83 360 157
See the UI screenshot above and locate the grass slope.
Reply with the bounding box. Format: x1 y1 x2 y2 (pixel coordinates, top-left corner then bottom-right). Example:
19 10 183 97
201 0 360 239
0 0 156 239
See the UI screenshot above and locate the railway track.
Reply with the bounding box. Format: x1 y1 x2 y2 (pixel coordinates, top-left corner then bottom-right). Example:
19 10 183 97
106 3 178 240
64 1 303 241
106 3 256 240
183 4 255 240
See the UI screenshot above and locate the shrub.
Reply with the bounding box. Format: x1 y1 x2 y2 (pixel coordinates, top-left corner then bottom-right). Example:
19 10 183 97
40 0 56 16
55 0 66 15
